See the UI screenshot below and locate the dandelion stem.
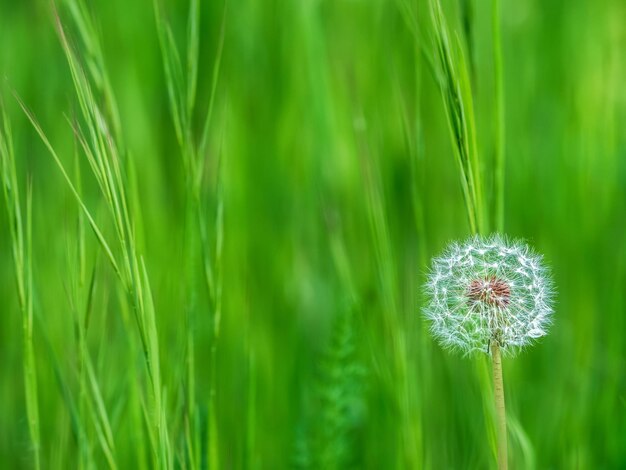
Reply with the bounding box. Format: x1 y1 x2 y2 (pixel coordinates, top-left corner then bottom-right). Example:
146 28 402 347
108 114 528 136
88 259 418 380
491 340 508 470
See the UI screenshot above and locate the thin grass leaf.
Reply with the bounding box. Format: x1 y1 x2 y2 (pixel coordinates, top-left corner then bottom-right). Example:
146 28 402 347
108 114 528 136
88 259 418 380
186 0 200 121
395 0 440 84
84 354 117 469
140 257 171 468
207 147 225 470
15 95 121 279
197 2 227 167
154 0 187 152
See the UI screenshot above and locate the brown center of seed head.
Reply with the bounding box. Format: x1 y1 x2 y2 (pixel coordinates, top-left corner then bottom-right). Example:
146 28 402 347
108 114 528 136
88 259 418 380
467 276 511 308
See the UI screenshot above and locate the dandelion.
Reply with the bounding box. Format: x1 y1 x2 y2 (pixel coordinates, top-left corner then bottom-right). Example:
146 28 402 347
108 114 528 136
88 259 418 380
424 234 554 356
423 234 554 469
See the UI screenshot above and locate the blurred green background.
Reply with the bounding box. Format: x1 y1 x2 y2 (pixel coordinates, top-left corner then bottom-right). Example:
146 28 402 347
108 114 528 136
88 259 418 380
1 0 625 468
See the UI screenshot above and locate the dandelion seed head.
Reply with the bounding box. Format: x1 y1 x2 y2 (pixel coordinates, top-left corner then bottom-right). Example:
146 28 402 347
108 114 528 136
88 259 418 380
423 234 555 357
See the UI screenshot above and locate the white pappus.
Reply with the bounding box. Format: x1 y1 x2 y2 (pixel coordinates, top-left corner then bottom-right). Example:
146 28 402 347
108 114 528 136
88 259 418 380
423 234 555 356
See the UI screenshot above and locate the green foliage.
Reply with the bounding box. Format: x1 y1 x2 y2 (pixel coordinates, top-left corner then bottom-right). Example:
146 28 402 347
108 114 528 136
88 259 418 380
294 304 364 470
0 0 625 468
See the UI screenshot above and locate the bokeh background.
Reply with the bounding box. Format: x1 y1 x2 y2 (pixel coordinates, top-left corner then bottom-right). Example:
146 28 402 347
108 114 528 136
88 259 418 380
1 0 625 468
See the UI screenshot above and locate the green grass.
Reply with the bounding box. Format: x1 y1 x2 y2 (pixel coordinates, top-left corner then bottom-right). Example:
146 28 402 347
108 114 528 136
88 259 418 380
1 0 625 468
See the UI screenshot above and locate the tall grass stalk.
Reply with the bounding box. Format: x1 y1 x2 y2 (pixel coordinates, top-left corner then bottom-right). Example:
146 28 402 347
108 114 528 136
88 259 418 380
0 103 41 470
492 0 505 233
396 22 429 466
430 0 486 235
154 0 226 466
428 0 508 468
17 5 172 465
66 141 120 469
357 125 421 467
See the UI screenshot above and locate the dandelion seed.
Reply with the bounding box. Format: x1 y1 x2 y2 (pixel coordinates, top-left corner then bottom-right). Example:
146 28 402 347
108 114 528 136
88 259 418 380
423 234 554 356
